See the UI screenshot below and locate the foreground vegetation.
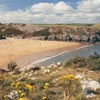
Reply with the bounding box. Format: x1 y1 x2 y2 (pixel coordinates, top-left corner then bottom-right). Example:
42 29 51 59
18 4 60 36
0 53 100 100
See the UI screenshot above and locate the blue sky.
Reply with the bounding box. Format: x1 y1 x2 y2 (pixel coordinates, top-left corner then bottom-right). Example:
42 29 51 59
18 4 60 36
0 0 80 10
0 0 100 23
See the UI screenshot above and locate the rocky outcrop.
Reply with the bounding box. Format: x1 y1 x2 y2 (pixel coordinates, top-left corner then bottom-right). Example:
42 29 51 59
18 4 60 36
0 23 100 43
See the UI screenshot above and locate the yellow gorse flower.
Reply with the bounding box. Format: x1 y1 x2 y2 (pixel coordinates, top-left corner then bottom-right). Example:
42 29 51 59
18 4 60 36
16 82 22 86
18 98 29 100
18 90 23 94
25 84 33 91
44 82 50 89
11 82 15 86
14 82 22 89
44 85 49 89
42 96 47 100
20 92 26 97
44 83 49 86
4 95 8 99
62 74 75 80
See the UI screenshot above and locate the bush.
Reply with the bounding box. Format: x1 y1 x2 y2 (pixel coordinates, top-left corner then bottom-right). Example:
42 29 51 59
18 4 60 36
63 59 73 67
0 34 6 39
7 61 17 71
63 53 100 71
89 52 100 59
64 56 86 68
2 28 23 37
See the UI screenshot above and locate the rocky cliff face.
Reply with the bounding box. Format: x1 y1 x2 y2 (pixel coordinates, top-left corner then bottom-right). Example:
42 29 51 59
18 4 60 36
0 23 100 43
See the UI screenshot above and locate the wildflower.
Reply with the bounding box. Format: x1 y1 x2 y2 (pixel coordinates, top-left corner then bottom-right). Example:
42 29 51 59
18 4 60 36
11 82 15 86
18 90 23 94
20 92 26 97
4 95 8 99
44 85 49 89
25 84 33 91
42 96 47 100
18 98 29 100
44 83 50 89
44 83 49 86
15 82 22 89
62 74 75 80
16 82 22 86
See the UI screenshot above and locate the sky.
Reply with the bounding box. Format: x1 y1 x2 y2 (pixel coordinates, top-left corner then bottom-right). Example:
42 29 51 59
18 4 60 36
0 0 100 23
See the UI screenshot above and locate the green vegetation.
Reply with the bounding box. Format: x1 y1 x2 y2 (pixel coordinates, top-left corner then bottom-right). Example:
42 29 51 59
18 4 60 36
7 61 18 71
1 28 23 37
64 52 100 71
32 29 50 36
32 23 93 26
0 34 6 39
0 53 100 100
32 23 100 29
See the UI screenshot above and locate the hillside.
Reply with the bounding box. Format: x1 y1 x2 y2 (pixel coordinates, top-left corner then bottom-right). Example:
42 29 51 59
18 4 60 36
0 53 100 100
0 23 100 43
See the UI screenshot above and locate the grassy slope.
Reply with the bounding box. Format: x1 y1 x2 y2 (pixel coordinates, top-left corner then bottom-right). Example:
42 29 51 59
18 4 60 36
32 23 100 28
0 54 100 100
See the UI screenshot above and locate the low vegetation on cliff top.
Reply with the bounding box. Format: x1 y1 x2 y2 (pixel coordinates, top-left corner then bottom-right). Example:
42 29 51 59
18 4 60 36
0 53 100 100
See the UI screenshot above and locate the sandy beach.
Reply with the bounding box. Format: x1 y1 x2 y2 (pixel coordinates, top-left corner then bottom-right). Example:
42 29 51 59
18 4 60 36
0 38 84 69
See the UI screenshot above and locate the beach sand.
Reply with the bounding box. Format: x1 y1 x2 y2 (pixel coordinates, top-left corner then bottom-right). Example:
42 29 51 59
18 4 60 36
0 38 84 69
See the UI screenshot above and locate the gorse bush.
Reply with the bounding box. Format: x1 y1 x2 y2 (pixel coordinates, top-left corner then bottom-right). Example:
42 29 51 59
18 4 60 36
62 75 85 100
64 52 100 71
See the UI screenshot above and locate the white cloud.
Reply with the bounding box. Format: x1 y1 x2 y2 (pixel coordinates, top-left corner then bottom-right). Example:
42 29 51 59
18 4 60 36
0 1 100 23
30 2 54 13
77 0 100 13
53 1 73 14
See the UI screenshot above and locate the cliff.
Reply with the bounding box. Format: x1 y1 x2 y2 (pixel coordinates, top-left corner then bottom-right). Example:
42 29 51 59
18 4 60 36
0 23 100 43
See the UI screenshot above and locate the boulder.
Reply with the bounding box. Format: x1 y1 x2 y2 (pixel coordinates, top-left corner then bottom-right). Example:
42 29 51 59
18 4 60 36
81 35 90 42
43 69 51 74
81 78 100 98
89 34 97 43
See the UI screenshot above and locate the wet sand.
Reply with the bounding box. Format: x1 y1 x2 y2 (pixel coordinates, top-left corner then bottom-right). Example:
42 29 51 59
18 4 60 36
0 38 84 69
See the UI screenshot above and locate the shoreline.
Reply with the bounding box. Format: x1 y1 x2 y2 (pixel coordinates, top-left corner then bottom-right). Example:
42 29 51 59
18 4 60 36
1 37 98 70
21 44 93 71
0 38 84 69
16 43 83 70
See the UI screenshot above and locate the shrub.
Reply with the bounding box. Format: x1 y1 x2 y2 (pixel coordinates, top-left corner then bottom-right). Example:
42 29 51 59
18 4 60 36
61 75 85 100
89 52 100 59
64 53 100 71
2 28 23 37
0 34 6 39
7 61 17 71
64 56 86 68
63 59 73 67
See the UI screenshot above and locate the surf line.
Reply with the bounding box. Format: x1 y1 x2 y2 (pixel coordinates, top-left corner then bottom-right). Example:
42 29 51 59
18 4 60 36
22 44 93 71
